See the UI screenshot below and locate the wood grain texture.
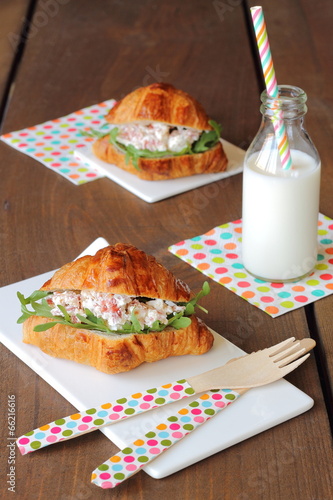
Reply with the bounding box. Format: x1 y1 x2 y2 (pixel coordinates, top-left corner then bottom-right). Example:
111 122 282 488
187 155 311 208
0 0 30 113
0 0 332 499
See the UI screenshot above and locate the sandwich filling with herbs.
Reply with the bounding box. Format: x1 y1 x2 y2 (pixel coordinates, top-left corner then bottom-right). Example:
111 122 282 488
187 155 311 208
82 120 222 169
17 281 210 335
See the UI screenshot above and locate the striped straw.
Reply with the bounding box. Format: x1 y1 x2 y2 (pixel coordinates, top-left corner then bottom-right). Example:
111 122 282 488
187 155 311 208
251 6 292 170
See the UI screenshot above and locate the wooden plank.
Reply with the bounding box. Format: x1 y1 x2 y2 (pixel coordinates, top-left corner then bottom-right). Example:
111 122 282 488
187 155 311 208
0 0 32 117
0 0 332 499
301 0 333 403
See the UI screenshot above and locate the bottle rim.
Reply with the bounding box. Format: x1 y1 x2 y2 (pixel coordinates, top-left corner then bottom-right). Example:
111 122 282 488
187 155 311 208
261 85 307 105
260 85 307 118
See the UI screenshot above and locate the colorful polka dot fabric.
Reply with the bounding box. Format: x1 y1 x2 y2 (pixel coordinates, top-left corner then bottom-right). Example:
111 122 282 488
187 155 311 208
169 213 333 318
91 388 240 489
0 100 116 185
16 379 195 455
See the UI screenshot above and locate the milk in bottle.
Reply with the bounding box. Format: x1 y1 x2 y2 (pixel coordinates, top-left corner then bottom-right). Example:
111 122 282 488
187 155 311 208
242 85 321 282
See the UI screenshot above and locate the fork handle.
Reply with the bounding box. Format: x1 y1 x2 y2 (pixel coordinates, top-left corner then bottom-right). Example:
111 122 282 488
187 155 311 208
16 379 195 455
91 388 244 489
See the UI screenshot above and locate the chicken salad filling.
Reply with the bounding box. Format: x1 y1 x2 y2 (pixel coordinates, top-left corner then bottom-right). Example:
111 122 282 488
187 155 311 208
17 282 210 335
49 290 186 330
81 120 222 169
116 123 201 154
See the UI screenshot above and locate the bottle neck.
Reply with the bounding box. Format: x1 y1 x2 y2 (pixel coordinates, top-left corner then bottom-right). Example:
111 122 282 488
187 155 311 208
260 85 308 121
245 84 320 173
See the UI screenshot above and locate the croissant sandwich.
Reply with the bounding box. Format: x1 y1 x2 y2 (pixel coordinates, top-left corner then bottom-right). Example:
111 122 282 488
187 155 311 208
87 83 228 180
17 244 214 374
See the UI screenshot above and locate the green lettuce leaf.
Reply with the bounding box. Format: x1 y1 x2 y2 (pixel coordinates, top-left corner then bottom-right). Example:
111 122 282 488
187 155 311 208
192 120 222 153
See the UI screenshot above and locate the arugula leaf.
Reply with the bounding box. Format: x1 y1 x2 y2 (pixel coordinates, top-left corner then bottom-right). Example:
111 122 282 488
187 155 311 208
184 302 195 316
192 130 217 153
183 281 210 315
28 290 51 302
80 128 110 140
169 316 191 329
192 120 222 154
209 119 222 138
130 309 143 332
108 127 119 143
151 320 163 331
34 322 60 332
31 302 54 318
17 291 51 323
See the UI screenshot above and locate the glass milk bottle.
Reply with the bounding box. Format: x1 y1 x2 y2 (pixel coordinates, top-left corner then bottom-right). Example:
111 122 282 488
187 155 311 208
242 85 321 282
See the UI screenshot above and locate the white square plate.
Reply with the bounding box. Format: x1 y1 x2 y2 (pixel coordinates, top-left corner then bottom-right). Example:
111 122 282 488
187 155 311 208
0 239 313 479
74 139 244 203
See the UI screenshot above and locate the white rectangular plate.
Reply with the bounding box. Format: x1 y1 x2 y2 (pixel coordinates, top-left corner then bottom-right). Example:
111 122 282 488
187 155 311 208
0 239 313 479
74 139 244 203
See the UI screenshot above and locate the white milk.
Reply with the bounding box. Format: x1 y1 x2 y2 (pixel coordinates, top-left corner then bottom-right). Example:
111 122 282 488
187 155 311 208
242 149 321 281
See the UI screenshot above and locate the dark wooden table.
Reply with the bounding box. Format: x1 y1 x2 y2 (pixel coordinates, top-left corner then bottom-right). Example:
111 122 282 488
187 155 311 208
0 1 332 498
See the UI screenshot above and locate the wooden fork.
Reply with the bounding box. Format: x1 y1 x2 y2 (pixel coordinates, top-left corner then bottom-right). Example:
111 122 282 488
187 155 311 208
17 337 314 458
91 337 315 490
187 336 315 391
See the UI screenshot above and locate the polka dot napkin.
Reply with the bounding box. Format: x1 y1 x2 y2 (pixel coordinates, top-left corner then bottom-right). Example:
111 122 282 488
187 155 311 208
0 99 116 184
169 213 333 317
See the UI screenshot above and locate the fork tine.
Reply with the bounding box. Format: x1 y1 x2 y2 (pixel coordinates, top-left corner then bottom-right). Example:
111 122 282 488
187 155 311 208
271 341 302 362
266 337 296 356
279 353 310 377
275 347 306 368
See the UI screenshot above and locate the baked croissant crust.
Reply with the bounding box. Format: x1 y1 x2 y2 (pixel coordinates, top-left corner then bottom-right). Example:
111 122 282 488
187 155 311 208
22 243 214 373
92 83 228 180
106 82 214 129
23 315 214 374
41 243 191 302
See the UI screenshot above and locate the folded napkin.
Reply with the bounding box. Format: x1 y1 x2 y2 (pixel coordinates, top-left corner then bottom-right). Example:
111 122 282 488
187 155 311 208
169 213 333 317
1 100 116 185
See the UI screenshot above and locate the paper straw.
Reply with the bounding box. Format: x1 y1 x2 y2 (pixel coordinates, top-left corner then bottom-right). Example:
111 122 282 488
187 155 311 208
251 6 292 170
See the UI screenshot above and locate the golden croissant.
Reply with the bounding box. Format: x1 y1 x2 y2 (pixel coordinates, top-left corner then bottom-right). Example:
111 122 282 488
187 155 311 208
92 83 228 180
18 244 214 374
